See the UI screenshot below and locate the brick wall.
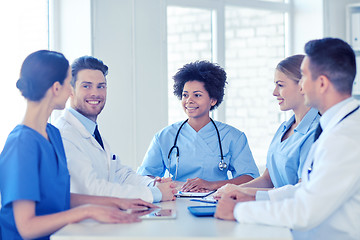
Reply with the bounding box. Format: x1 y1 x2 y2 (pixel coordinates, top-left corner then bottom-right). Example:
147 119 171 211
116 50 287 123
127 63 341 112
167 7 212 123
225 7 286 170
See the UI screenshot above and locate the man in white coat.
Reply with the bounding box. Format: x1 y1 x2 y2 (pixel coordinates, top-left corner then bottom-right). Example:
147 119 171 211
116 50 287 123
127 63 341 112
215 38 360 240
55 56 176 203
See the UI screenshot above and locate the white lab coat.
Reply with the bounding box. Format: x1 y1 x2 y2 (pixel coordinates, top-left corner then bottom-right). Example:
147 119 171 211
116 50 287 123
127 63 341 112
233 99 360 240
55 109 155 202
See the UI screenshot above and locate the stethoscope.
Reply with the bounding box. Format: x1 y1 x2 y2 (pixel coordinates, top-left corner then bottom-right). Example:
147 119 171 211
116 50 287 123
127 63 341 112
167 118 227 181
307 105 359 180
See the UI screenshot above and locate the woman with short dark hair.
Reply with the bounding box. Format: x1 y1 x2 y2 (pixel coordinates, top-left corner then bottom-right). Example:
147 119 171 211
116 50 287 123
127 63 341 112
138 60 260 192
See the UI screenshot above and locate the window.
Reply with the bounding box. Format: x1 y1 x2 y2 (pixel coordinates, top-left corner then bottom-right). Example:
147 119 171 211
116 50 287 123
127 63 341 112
225 6 286 169
166 1 290 171
0 0 49 149
167 6 213 124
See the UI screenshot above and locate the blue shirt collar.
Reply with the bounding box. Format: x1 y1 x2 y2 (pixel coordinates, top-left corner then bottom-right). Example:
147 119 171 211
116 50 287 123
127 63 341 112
282 108 319 135
319 97 354 130
68 107 97 136
282 115 295 133
295 108 320 135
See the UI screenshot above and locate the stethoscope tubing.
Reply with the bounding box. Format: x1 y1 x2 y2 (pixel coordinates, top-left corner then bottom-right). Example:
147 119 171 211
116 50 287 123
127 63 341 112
210 118 224 163
167 118 227 180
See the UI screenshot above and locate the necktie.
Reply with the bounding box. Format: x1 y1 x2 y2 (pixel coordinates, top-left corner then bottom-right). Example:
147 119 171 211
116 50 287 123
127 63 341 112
313 123 322 142
309 123 322 179
94 125 104 149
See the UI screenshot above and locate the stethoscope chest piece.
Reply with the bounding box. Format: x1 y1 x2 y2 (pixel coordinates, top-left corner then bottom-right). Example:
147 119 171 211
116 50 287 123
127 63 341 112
218 160 227 171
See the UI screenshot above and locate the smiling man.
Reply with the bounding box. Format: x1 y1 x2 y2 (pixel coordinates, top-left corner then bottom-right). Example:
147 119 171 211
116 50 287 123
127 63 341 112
215 38 360 240
55 56 176 203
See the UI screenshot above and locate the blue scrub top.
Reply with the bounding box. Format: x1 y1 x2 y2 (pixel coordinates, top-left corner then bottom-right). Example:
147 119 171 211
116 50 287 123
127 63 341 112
0 124 71 240
266 108 320 188
137 120 259 182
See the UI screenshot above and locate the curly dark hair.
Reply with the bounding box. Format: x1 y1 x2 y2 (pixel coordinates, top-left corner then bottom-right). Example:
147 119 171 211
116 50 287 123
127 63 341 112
173 61 227 111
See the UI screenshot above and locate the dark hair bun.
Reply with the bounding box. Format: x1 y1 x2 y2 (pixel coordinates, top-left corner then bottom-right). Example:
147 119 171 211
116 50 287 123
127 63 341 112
17 50 69 101
16 77 26 91
16 76 44 101
16 77 32 99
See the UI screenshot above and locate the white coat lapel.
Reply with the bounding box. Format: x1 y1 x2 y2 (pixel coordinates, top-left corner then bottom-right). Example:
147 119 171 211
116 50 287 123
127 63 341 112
302 99 359 182
321 99 359 138
64 109 104 151
64 109 112 177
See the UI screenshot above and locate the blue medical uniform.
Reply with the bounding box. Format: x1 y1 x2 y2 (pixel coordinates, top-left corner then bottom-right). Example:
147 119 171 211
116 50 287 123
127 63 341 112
0 124 71 240
137 120 259 182
266 108 320 188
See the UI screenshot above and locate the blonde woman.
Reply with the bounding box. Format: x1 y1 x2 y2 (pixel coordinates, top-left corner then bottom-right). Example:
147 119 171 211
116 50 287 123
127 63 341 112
215 55 320 200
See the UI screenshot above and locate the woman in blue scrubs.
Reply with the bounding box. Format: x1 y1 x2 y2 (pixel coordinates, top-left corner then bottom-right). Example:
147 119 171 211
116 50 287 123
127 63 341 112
214 55 320 199
137 61 259 192
0 50 155 240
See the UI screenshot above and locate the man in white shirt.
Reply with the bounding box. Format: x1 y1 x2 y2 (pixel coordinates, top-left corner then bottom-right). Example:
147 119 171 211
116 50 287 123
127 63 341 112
55 56 176 203
215 38 360 240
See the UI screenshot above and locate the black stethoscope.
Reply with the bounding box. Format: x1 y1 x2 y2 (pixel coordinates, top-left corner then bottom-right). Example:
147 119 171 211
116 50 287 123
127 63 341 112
167 118 227 180
307 105 359 180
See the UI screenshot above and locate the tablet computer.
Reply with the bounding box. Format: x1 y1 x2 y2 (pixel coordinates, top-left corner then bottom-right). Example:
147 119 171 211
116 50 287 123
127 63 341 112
187 206 217 217
131 208 176 220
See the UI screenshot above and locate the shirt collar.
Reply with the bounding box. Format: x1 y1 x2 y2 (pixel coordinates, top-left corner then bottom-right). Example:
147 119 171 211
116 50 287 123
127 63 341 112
68 107 97 135
281 108 319 135
294 108 320 135
319 97 354 130
282 114 295 133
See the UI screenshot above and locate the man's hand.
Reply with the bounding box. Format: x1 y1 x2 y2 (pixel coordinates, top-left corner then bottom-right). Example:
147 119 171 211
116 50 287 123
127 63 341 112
156 181 177 201
153 177 172 186
214 193 237 221
214 189 255 220
213 183 238 199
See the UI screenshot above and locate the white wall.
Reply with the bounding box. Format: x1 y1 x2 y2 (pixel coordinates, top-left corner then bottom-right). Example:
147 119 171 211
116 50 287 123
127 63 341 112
50 0 92 61
91 0 168 170
323 0 360 39
292 0 323 54
50 0 92 120
291 0 360 54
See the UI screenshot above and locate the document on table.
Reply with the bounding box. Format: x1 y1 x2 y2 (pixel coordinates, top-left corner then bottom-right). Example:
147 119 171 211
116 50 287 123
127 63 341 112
190 196 217 204
175 190 215 198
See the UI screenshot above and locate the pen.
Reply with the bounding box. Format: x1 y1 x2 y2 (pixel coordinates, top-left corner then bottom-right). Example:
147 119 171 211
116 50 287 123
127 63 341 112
190 199 217 204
